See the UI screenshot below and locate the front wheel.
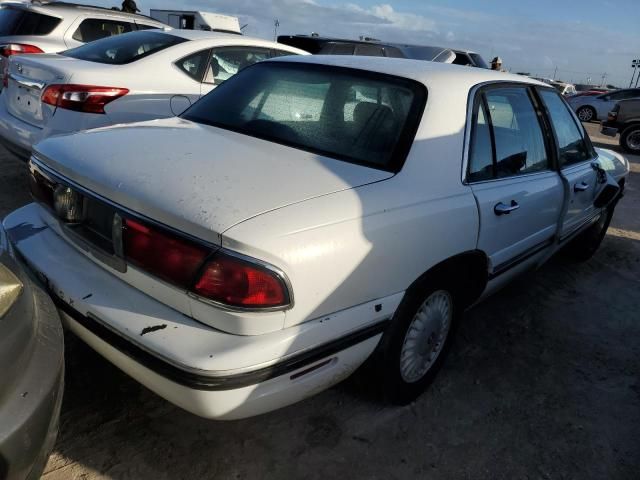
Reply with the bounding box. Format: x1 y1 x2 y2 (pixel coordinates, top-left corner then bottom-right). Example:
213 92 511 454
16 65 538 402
564 207 614 262
576 106 596 122
620 125 640 154
376 285 456 405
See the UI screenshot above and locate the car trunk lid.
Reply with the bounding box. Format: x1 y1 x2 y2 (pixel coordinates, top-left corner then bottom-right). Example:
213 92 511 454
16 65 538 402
33 116 394 244
5 53 74 127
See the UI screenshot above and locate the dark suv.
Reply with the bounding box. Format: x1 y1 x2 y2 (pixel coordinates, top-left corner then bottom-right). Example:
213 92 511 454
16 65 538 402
602 98 640 154
277 35 488 67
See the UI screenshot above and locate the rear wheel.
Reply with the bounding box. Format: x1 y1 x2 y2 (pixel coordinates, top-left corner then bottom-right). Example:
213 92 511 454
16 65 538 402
620 125 640 154
376 284 456 405
576 106 596 122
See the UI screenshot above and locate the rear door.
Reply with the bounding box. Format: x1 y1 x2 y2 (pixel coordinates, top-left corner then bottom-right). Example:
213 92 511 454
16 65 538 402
537 88 600 241
468 85 564 276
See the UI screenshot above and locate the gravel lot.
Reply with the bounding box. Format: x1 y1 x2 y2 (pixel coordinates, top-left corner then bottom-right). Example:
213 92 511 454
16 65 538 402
1 123 638 480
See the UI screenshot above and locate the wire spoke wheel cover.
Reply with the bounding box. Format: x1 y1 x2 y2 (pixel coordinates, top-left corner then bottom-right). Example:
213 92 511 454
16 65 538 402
399 290 452 383
577 107 593 121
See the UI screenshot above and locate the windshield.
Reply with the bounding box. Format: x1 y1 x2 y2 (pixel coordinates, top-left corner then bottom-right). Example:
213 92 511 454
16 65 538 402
469 53 489 69
62 31 187 65
0 7 61 36
182 62 426 171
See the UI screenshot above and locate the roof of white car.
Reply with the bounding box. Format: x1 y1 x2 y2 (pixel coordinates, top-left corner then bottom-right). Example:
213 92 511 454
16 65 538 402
17 1 165 24
269 54 548 90
155 29 306 51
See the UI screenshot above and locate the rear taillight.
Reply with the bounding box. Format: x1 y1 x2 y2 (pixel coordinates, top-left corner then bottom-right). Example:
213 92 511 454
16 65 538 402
123 218 209 287
1 44 44 87
1 43 44 57
28 162 55 207
194 255 288 308
41 84 129 114
122 217 290 309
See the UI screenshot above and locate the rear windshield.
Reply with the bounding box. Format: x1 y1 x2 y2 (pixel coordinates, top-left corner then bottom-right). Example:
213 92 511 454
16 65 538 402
0 7 61 36
401 46 449 61
182 62 426 171
62 31 187 65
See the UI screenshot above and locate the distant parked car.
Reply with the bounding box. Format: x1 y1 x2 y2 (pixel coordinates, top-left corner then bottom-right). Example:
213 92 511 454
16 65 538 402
601 98 640 154
0 29 307 159
567 88 640 122
550 81 576 96
0 1 166 87
0 223 64 480
5 56 628 420
277 34 489 67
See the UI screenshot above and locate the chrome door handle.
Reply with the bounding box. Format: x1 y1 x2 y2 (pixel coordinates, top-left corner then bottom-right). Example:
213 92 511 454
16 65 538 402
574 181 589 192
494 200 520 216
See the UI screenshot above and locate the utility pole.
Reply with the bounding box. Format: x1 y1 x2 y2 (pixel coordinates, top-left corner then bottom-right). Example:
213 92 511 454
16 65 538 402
600 72 607 87
553 66 557 80
273 19 279 41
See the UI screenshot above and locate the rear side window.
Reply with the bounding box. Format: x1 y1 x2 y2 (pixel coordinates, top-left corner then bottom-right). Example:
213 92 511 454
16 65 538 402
0 7 61 36
71 18 134 43
468 86 549 181
183 62 426 172
204 47 271 85
177 49 210 81
63 31 187 65
538 89 591 167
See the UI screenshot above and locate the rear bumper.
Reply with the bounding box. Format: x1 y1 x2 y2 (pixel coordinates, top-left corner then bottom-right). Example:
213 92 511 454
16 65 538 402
0 226 64 480
0 93 42 159
600 120 620 137
0 93 113 160
3 203 396 419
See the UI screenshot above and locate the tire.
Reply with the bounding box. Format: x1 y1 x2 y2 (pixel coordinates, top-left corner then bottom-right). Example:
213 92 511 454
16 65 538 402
374 282 457 405
564 206 614 262
620 124 640 154
576 106 596 123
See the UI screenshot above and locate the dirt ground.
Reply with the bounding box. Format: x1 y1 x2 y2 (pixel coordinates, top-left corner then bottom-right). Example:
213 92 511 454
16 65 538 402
1 123 638 479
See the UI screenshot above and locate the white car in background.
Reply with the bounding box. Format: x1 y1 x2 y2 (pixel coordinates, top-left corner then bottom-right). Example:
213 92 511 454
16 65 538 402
567 87 640 122
4 56 628 420
0 29 307 159
0 1 166 85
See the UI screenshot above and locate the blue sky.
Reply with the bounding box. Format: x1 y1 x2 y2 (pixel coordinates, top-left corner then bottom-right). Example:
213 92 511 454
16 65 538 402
96 0 640 86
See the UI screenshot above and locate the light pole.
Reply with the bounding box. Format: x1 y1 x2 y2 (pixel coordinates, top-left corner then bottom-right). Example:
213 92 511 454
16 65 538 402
630 59 639 88
274 19 280 41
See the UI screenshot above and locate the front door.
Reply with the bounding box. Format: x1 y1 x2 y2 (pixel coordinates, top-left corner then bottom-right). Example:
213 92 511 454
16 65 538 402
537 89 600 241
468 85 564 276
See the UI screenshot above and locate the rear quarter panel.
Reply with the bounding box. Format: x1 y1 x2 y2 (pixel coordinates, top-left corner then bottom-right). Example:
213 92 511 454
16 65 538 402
223 79 479 328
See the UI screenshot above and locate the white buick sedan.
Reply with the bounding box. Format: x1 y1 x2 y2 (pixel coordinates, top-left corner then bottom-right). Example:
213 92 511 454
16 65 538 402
0 29 306 159
3 56 629 419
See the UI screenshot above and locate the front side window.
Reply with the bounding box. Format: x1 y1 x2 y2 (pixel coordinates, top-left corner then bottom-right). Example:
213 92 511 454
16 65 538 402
63 31 187 65
468 86 549 181
183 62 426 171
539 89 591 167
72 18 135 43
204 47 271 85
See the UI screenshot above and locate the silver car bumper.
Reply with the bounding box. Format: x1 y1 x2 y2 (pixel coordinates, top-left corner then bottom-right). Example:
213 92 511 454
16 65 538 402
0 223 64 480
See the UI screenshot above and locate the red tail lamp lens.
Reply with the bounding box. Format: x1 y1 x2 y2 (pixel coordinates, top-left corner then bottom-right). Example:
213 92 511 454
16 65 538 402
123 218 208 287
194 255 287 308
41 84 129 114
